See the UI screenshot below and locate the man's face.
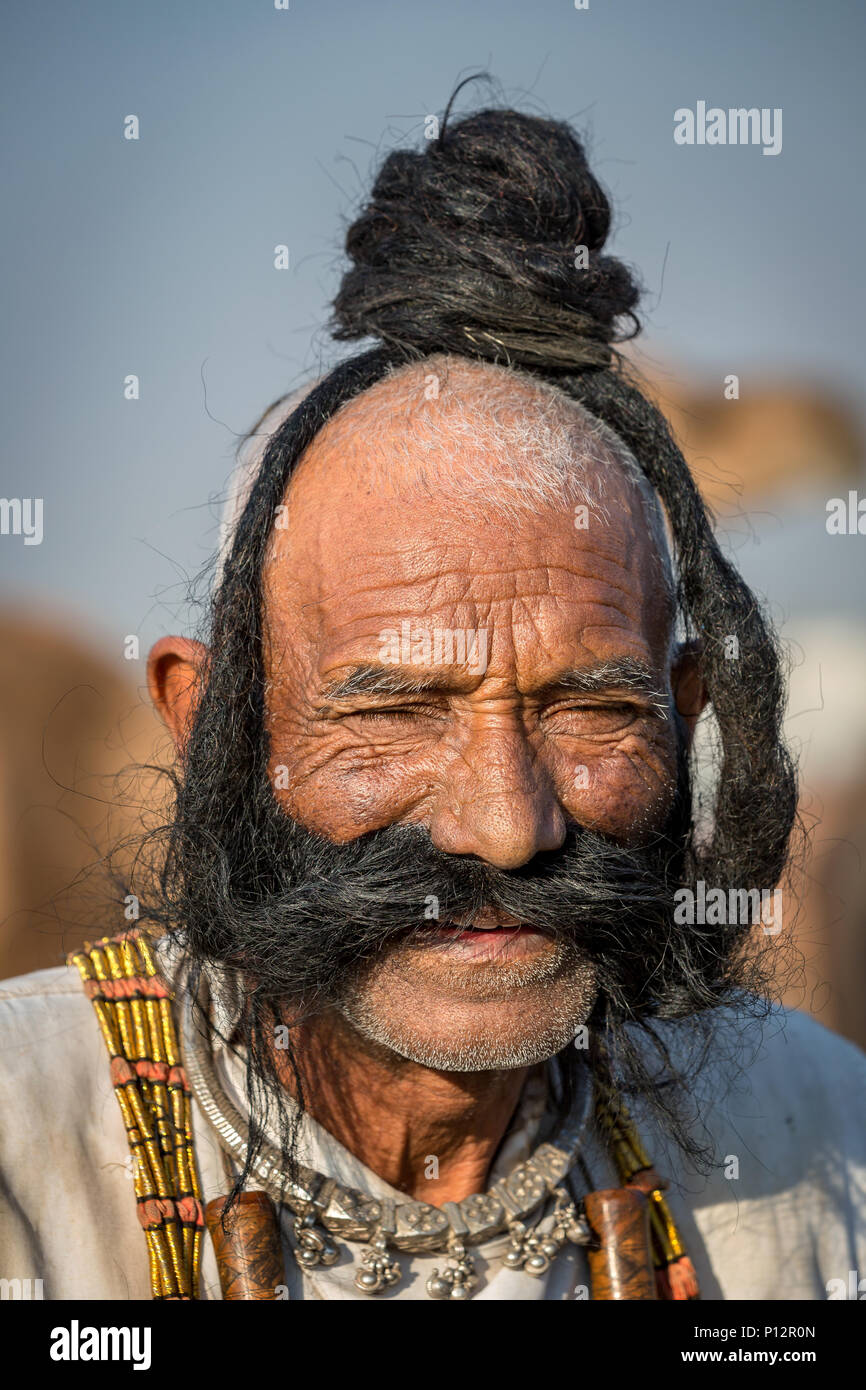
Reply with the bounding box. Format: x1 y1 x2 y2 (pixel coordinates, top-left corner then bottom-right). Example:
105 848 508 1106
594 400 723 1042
257 365 684 1069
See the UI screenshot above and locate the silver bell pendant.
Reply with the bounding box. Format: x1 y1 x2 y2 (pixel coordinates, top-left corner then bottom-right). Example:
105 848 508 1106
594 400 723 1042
354 1231 402 1295
503 1217 565 1277
292 1213 340 1270
426 1238 479 1300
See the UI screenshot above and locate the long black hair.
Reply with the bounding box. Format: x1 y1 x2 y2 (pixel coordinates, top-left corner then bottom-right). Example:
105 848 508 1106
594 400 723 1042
132 96 799 1193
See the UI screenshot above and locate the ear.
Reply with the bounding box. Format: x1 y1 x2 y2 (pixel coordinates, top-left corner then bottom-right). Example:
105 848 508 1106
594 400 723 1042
671 641 709 741
146 636 209 754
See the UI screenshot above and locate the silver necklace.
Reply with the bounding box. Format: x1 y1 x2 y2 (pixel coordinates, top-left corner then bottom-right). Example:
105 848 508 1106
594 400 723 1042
181 990 595 1298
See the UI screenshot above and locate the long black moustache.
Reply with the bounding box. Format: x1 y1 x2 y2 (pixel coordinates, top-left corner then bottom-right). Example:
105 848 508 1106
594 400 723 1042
167 738 748 1035
187 800 686 1013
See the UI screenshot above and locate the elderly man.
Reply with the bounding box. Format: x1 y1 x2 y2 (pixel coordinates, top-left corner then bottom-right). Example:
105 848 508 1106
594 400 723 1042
1 104 864 1304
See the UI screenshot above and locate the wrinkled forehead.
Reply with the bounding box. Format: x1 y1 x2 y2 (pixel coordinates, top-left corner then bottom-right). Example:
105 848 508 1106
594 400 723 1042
224 357 675 618
254 360 676 674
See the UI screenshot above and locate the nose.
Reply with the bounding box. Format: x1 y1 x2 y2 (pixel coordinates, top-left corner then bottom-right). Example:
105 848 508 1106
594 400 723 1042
428 719 567 869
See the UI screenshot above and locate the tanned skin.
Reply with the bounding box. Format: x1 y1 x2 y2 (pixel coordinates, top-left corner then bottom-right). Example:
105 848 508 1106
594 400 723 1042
148 362 705 1203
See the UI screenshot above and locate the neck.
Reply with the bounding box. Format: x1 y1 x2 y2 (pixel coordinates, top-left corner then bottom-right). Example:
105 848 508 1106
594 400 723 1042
271 1009 532 1204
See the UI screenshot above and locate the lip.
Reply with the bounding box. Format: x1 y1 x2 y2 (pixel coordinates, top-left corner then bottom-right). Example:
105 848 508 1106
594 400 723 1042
424 921 550 962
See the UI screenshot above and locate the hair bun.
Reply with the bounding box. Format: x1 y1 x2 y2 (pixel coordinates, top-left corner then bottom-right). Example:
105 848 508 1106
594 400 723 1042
332 107 641 371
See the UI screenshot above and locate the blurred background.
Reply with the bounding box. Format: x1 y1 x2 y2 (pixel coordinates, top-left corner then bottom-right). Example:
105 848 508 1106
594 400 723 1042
1 1 864 1050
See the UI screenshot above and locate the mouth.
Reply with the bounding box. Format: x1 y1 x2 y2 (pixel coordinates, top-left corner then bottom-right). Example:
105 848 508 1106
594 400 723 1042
422 908 551 962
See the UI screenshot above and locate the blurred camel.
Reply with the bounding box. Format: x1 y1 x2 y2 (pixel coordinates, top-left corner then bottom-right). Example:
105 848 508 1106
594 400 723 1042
0 607 168 979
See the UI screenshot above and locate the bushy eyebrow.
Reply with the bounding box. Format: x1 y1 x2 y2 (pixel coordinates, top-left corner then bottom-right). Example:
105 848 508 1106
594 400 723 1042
546 658 670 717
316 656 668 712
548 658 663 697
317 665 447 706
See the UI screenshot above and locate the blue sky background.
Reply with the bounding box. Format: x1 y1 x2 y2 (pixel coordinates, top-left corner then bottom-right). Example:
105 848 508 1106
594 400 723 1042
2 0 864 660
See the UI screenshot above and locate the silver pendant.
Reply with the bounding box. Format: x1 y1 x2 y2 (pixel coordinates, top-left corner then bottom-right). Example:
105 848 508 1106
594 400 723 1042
503 1188 591 1277
353 1232 402 1294
503 1219 563 1277
426 1236 479 1300
427 1203 480 1300
550 1186 592 1247
354 1201 402 1295
292 1212 340 1270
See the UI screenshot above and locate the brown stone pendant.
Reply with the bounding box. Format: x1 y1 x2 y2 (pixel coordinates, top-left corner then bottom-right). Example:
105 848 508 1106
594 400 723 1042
584 1187 658 1300
205 1191 285 1300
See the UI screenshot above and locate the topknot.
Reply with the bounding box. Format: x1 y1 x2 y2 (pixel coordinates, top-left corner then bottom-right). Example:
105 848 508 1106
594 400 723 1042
332 106 641 372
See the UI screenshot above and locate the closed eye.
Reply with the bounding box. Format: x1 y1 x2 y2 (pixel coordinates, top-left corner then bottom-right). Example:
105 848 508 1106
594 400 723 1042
349 704 445 724
542 700 651 734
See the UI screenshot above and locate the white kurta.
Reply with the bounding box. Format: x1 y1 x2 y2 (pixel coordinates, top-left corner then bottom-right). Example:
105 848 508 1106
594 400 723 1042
0 958 864 1300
